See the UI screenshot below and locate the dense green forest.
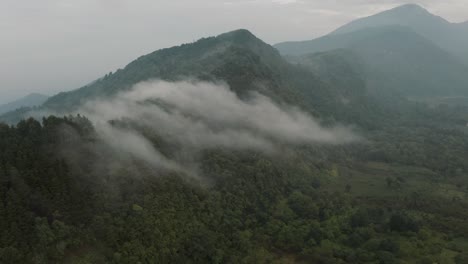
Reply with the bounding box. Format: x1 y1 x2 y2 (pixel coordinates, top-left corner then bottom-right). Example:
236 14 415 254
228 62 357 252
1 102 468 264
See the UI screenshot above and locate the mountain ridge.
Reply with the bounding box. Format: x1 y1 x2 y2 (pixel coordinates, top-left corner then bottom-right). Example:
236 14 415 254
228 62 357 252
275 25 468 97
331 4 451 36
0 93 49 114
2 29 387 128
43 29 290 112
326 3 468 65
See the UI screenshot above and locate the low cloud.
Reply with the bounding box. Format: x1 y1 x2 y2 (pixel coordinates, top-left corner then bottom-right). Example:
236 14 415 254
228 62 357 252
78 80 359 171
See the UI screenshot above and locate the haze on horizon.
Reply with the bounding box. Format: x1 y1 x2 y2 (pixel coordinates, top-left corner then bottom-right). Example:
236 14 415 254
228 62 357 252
1 0 467 104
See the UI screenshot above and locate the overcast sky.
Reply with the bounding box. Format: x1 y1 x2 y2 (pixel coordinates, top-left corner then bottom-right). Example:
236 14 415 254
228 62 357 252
0 0 467 104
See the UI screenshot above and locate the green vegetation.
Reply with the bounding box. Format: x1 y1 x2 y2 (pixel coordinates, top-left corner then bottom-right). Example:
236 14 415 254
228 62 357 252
2 102 468 263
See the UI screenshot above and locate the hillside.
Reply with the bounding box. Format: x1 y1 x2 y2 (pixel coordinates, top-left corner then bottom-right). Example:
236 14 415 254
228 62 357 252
275 26 468 97
0 93 48 114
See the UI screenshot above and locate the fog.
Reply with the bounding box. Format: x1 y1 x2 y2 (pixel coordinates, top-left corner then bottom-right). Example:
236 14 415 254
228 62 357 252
77 80 359 171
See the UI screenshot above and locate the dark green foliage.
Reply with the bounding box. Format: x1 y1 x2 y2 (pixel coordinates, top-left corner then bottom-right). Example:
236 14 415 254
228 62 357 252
1 112 467 263
389 214 420 233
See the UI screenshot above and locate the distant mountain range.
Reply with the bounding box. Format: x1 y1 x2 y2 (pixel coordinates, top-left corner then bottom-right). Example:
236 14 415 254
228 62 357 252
276 25 468 97
0 93 48 114
275 4 468 98
330 4 468 65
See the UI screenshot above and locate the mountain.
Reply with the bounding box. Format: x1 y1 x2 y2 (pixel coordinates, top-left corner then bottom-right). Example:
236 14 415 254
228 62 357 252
40 29 384 127
330 4 468 65
0 93 48 114
332 4 450 36
44 29 290 111
275 25 468 97
286 49 367 98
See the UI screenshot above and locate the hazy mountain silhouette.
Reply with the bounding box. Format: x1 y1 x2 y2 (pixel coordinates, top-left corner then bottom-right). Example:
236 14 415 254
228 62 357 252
330 4 468 65
0 93 48 114
275 25 468 97
275 4 468 97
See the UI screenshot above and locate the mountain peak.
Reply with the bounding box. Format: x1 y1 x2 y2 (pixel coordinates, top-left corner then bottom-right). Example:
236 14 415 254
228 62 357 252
386 3 432 16
393 3 426 11
43 29 283 111
330 2 450 37
219 29 254 37
217 29 260 44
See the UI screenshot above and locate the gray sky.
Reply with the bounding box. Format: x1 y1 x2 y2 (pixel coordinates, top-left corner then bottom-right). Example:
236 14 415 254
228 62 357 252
1 0 467 104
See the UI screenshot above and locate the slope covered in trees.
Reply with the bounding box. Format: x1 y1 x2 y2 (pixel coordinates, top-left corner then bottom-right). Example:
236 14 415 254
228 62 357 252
2 108 468 263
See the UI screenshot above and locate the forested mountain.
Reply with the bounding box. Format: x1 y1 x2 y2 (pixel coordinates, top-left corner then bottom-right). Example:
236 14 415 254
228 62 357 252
44 29 290 111
23 29 385 128
276 26 468 97
2 26 468 264
0 93 48 115
330 4 468 65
